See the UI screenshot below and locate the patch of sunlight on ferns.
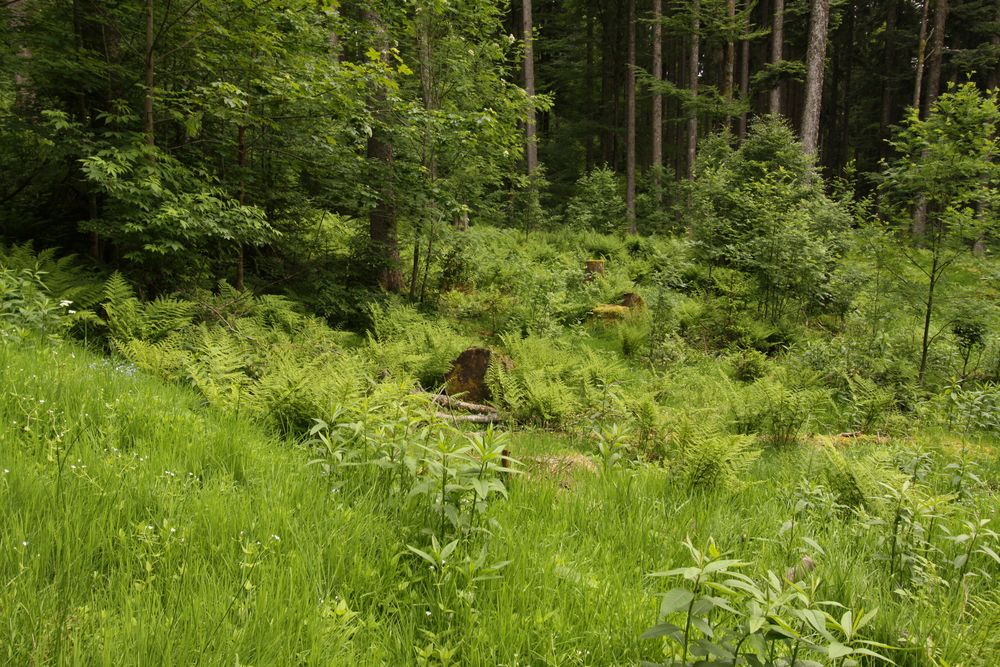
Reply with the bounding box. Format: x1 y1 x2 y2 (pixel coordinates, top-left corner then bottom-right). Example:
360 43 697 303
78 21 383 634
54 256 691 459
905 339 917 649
674 423 761 492
102 272 195 342
365 302 470 386
820 444 908 512
845 374 896 433
186 325 251 409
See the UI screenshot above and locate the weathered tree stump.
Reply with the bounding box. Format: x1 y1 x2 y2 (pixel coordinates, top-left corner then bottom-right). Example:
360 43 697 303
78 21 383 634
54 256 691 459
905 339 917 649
621 292 645 310
444 347 510 403
584 259 606 281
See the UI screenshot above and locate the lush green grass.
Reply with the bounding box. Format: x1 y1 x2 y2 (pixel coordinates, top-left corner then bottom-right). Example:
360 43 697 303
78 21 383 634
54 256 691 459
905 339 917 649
2 337 998 666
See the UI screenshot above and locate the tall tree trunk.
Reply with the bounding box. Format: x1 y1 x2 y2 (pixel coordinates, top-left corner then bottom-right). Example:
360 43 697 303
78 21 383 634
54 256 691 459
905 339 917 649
991 6 1000 92
144 0 155 147
738 4 750 140
651 0 663 198
688 0 700 180
801 0 830 156
769 0 784 115
522 0 538 178
236 124 247 291
913 0 948 240
626 0 637 233
365 7 402 293
879 0 898 161
585 11 596 171
724 0 736 103
923 0 948 116
912 0 930 111
413 10 439 296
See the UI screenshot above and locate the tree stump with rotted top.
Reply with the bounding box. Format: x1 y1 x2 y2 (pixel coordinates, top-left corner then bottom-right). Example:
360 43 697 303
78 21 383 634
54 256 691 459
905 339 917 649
584 259 605 281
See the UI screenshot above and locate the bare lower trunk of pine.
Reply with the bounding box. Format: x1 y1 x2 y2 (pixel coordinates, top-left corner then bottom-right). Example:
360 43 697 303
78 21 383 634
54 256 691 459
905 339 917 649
626 0 637 233
144 0 155 147
912 0 930 111
923 0 948 116
913 0 948 241
651 0 663 200
879 0 897 160
236 124 247 291
769 0 784 115
523 0 538 178
738 6 750 141
724 0 736 103
801 0 830 156
687 0 700 180
365 8 402 293
585 12 596 171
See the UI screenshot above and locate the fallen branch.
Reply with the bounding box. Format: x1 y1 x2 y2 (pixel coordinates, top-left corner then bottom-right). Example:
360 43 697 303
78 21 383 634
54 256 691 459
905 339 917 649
417 392 498 415
435 412 501 424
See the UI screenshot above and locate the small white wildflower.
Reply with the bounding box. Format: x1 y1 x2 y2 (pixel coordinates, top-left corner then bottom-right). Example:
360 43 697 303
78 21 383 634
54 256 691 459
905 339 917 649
59 300 72 308
425 610 432 616
21 541 28 547
67 310 76 315
271 534 281 542
3 469 9 474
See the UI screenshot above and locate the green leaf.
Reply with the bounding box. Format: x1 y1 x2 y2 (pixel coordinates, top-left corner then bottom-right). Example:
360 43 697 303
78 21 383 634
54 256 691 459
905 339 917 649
827 642 853 659
641 622 683 640
659 588 694 616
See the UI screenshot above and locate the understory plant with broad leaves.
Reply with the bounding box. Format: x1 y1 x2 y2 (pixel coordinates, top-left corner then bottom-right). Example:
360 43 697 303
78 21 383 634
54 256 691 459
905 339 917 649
310 412 519 634
643 537 895 666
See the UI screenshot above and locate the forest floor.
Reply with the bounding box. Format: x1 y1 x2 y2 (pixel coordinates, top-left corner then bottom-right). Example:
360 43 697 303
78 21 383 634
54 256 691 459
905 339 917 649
2 231 999 666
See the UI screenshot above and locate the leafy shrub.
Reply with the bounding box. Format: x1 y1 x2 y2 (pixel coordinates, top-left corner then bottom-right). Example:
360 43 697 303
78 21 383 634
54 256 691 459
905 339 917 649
952 315 987 377
0 267 69 336
691 117 850 321
730 348 768 383
565 167 627 233
644 537 892 667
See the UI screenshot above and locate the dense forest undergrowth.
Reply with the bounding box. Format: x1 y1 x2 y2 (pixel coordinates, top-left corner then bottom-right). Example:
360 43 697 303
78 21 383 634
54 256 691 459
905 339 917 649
3 0 1000 664
2 206 1000 664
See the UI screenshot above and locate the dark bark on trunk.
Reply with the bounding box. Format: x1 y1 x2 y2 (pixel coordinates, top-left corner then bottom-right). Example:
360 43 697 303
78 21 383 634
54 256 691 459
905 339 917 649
523 0 538 177
651 0 663 195
924 0 948 116
913 0 930 112
626 0 637 233
879 0 897 161
365 7 402 293
586 11 596 171
914 0 948 240
144 0 155 147
738 4 750 141
688 0 700 180
236 124 247 291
